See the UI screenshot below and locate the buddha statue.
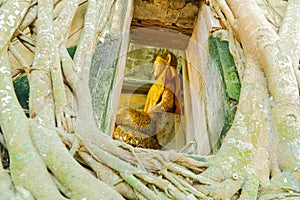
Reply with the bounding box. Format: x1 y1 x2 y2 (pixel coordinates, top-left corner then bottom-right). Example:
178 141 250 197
113 49 182 149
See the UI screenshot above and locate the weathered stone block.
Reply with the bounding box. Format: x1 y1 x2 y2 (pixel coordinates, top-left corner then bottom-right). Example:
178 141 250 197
185 3 225 155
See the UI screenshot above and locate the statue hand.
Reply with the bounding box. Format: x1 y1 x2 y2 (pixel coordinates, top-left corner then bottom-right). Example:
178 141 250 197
148 104 165 118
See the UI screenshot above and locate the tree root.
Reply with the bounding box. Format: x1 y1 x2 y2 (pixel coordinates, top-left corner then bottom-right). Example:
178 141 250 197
0 160 34 200
239 178 259 199
139 172 189 199
160 169 211 199
260 193 300 200
175 156 210 173
120 172 162 200
56 125 219 199
30 120 124 200
77 137 213 200
167 163 217 185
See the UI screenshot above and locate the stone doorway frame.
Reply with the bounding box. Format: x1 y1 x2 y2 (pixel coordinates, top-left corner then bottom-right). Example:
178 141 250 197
90 1 225 155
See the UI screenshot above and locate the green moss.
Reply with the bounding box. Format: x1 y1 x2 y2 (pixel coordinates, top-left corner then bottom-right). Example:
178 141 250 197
277 121 299 142
89 0 128 132
67 45 77 59
13 75 29 111
243 149 252 157
209 35 241 136
209 36 241 100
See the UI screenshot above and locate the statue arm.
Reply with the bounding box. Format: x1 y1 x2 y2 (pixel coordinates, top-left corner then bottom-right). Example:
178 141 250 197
149 87 175 115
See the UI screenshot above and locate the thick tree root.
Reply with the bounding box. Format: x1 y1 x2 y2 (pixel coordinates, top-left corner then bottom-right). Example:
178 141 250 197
0 160 34 200
29 120 124 200
260 193 300 200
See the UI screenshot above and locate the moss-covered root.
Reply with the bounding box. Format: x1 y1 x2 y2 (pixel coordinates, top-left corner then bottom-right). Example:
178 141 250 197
262 170 300 198
79 151 138 200
260 193 300 200
0 0 31 52
205 179 242 199
0 160 34 200
193 167 257 199
0 49 66 200
0 165 17 200
239 178 259 199
29 120 124 200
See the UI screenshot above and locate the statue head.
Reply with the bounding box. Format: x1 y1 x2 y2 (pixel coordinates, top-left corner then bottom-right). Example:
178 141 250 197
152 49 177 80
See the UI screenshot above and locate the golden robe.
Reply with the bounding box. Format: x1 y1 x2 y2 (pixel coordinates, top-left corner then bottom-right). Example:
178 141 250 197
144 66 181 114
113 66 182 149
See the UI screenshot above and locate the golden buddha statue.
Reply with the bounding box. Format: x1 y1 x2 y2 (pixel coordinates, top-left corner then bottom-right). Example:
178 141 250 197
113 50 182 149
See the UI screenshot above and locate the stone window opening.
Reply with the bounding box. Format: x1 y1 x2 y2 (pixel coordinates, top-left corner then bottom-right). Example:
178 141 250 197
90 1 226 155
109 0 201 151
109 0 212 153
112 41 192 151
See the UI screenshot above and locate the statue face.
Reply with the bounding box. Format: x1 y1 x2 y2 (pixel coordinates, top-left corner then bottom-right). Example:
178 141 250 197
152 60 166 80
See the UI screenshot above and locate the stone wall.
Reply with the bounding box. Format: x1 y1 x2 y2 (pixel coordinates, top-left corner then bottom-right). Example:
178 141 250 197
125 44 161 81
124 44 180 80
90 0 133 133
185 3 226 155
133 0 200 31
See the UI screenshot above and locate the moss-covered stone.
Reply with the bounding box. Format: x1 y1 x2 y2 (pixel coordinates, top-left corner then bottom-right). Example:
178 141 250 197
89 0 129 133
208 35 241 135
